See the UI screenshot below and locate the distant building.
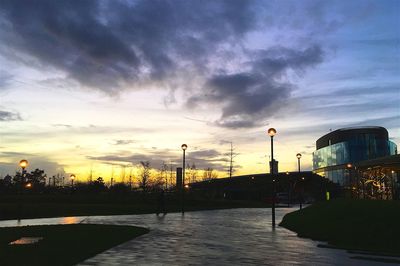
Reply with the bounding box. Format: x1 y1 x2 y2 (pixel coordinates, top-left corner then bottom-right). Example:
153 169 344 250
313 126 399 199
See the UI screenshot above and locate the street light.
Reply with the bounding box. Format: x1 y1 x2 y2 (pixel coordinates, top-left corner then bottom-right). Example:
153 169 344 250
19 159 28 182
19 159 28 171
181 144 187 214
267 128 276 227
296 153 303 209
346 163 353 198
296 153 302 172
70 174 75 188
18 159 28 222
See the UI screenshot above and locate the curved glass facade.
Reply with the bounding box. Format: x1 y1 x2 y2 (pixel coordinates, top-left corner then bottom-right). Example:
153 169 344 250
313 138 396 170
313 128 397 186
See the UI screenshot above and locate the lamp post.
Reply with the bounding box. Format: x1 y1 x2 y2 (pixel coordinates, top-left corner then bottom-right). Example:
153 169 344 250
181 144 187 215
296 153 302 172
70 174 75 188
300 177 305 209
19 159 28 181
346 163 353 198
18 160 29 221
296 153 303 209
268 128 276 227
286 171 290 207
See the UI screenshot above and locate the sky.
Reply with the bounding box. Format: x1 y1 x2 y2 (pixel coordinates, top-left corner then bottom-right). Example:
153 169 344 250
0 0 399 182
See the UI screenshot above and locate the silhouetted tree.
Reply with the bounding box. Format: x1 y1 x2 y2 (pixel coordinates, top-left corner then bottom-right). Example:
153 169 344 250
139 161 151 192
158 162 168 189
0 174 12 193
109 182 130 194
203 167 218 181
26 169 46 190
188 163 198 183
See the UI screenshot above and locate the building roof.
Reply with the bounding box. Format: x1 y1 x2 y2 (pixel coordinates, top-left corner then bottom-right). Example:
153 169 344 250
316 126 388 150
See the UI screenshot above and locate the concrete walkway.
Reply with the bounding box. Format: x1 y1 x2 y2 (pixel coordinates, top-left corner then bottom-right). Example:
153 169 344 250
0 208 395 265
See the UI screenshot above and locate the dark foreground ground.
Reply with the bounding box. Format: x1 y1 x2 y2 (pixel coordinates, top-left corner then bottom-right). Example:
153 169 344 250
0 194 271 221
280 199 400 257
0 224 148 266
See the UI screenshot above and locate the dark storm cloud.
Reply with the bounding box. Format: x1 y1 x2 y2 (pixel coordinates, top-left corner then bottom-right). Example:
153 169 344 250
0 0 329 128
0 152 65 176
188 45 324 128
0 71 13 89
88 148 226 170
0 110 21 121
189 149 221 158
0 0 257 92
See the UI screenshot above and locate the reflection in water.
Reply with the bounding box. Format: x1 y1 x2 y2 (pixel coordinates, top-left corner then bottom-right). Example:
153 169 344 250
9 237 44 245
0 209 395 265
61 216 80 224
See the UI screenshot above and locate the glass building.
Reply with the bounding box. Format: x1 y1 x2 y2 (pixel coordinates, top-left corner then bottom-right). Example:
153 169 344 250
313 127 397 186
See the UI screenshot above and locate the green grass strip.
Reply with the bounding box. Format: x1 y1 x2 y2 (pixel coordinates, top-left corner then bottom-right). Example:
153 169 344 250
280 199 400 256
0 224 149 266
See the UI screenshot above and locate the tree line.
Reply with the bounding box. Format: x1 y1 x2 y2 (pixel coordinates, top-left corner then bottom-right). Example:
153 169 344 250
0 161 219 194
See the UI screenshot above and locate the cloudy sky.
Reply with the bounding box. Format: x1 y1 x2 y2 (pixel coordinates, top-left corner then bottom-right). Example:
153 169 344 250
0 0 399 182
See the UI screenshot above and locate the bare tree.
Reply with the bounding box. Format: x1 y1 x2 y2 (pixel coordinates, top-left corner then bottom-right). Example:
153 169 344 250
225 141 238 178
203 167 218 181
169 162 175 189
187 163 198 184
161 162 169 189
139 161 151 192
155 162 168 190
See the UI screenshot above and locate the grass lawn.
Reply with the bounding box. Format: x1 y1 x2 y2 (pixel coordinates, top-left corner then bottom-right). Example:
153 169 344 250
0 224 149 266
0 195 271 221
280 199 400 256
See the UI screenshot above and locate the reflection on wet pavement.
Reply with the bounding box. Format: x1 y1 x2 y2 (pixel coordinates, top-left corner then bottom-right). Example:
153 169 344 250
9 237 44 245
0 208 394 265
78 208 392 266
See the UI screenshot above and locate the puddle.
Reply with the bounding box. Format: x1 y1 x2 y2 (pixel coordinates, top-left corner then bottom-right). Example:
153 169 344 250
9 237 44 245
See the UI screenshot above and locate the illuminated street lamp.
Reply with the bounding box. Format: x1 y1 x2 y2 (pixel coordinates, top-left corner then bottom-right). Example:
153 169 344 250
300 177 305 209
70 174 76 188
19 159 29 181
18 159 28 222
181 144 187 214
346 163 353 198
19 159 28 171
267 128 276 227
296 153 302 172
296 153 303 209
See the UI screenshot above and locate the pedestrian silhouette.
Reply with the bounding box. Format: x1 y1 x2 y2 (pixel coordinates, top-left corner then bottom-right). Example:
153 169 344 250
156 189 166 216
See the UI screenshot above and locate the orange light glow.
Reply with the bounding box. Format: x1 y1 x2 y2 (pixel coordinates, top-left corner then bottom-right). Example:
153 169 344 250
19 159 28 169
267 128 276 137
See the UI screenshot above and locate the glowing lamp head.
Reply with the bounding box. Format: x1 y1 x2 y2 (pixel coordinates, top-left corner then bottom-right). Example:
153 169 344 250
296 153 302 159
25 183 32 188
181 144 187 151
346 163 352 168
267 128 276 137
19 159 28 169
184 184 189 189
70 174 76 180
301 177 305 181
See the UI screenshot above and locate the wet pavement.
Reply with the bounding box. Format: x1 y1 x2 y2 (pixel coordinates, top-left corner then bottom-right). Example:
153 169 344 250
0 208 396 265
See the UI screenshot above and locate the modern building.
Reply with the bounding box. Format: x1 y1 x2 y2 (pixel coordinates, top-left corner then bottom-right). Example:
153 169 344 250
313 126 399 199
